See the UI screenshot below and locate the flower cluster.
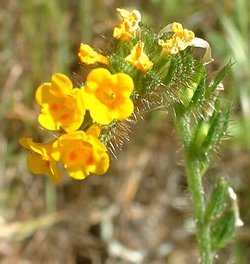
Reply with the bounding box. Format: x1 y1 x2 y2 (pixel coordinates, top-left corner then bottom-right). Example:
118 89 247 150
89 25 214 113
113 8 141 41
20 8 218 184
19 67 135 183
159 22 195 54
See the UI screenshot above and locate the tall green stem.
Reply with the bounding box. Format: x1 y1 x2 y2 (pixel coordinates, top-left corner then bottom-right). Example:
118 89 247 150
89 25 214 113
185 158 213 264
176 108 213 264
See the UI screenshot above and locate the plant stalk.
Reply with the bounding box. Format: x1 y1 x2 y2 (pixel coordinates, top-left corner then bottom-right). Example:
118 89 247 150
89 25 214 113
185 158 213 264
176 109 213 263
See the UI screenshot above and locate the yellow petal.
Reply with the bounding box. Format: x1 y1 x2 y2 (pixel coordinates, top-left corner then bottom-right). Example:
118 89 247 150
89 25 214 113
56 131 87 143
38 111 61 131
117 99 134 119
66 168 89 180
89 104 113 125
90 155 109 175
19 137 49 157
61 116 85 133
27 152 50 175
78 43 109 65
115 73 134 95
48 160 62 184
116 8 131 19
87 68 111 85
19 137 33 149
35 83 53 105
172 22 183 33
51 73 73 94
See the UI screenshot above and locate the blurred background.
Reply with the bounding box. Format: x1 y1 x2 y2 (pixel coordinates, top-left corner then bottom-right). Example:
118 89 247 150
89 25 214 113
0 0 250 263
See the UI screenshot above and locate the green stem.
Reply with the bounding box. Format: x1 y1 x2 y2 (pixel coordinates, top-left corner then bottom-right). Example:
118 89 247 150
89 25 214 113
45 178 57 213
176 108 213 263
185 158 213 264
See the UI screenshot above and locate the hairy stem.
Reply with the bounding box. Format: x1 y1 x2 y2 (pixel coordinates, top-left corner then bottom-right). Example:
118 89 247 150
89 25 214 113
176 109 213 264
185 158 213 264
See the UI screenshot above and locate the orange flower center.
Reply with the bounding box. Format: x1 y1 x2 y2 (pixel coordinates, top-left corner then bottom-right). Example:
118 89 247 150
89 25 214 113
68 150 78 162
66 141 93 166
49 103 59 112
97 86 116 105
60 113 70 121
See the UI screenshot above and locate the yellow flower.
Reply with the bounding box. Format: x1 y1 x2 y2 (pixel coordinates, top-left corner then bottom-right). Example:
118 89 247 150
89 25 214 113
51 130 110 180
19 137 61 184
113 8 141 41
82 68 134 125
78 43 109 65
125 42 153 72
35 73 85 133
159 22 195 54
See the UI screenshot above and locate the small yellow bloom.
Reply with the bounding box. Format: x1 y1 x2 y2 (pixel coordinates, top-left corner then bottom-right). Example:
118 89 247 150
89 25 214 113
51 131 110 180
36 73 85 133
159 22 195 54
78 43 109 65
82 68 134 125
19 137 61 184
113 8 141 41
125 42 153 72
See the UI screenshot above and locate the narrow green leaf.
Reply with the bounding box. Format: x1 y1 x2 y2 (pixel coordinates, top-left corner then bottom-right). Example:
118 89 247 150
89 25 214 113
162 57 177 86
205 62 232 98
211 211 236 251
189 76 206 109
205 178 229 223
179 62 205 107
201 111 222 150
200 99 230 152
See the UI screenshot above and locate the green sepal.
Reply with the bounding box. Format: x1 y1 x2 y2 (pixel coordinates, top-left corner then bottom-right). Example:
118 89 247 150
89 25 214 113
139 26 156 50
99 121 117 145
179 86 195 107
201 101 230 152
203 111 222 150
211 211 236 251
192 120 210 149
205 178 229 223
179 62 205 107
155 56 172 80
161 56 177 86
188 76 206 110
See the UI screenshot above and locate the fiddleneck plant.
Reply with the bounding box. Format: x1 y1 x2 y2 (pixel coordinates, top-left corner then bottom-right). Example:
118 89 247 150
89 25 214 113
20 8 242 263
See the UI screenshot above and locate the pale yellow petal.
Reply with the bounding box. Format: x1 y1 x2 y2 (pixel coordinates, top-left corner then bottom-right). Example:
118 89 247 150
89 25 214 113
116 8 131 19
